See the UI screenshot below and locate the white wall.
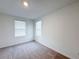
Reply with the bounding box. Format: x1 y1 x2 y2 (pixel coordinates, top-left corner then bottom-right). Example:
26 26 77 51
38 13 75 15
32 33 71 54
0 13 34 48
36 2 79 59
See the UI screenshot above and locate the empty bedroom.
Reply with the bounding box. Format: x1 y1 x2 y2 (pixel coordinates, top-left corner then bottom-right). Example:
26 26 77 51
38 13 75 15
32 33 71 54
0 0 79 59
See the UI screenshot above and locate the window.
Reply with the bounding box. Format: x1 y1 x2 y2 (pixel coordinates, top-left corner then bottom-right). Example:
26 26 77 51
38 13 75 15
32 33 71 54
35 20 42 36
15 20 26 37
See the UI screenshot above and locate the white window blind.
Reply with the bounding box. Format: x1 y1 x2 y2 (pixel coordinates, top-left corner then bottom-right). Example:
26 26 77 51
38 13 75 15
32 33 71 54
15 20 26 37
35 20 42 36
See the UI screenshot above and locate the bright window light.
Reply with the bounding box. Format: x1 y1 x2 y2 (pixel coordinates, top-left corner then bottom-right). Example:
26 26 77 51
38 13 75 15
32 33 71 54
35 20 42 36
15 20 26 37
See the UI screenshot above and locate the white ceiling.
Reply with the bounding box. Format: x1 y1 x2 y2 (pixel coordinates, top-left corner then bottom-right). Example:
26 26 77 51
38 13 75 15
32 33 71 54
0 0 78 19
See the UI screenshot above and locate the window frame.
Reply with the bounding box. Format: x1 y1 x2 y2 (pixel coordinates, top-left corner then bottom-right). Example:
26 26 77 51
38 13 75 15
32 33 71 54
35 20 42 37
14 20 26 37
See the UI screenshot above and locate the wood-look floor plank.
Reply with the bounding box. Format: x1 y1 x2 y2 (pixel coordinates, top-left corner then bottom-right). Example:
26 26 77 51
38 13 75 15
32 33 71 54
0 41 69 59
